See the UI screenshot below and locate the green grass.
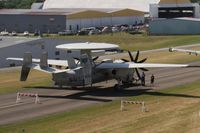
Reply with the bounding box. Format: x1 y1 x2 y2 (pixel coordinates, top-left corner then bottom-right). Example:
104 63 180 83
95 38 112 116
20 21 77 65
1 80 200 133
49 33 200 51
0 69 51 94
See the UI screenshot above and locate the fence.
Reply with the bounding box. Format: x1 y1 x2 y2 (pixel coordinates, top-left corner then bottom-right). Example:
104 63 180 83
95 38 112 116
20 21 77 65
120 100 147 112
16 92 40 104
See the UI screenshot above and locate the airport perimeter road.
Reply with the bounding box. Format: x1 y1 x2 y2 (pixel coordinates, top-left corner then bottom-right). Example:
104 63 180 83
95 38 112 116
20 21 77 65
0 62 200 125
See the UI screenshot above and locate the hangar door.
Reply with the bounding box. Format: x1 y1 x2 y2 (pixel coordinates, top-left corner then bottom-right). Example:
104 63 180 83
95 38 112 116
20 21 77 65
158 7 194 18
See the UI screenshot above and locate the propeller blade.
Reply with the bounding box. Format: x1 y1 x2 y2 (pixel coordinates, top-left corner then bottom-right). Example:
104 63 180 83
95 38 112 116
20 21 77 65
121 59 129 62
128 51 134 62
92 56 99 61
135 50 140 62
139 68 149 71
135 68 141 80
137 58 147 63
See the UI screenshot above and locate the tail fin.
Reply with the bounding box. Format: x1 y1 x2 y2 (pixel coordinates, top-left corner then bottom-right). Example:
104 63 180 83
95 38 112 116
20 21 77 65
40 52 48 68
20 52 32 81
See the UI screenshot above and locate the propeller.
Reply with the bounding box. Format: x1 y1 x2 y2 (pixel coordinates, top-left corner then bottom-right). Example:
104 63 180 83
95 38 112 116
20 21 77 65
122 51 148 79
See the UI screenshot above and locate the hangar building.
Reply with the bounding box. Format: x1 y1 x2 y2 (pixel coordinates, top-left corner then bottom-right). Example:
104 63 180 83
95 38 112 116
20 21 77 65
0 8 145 33
0 0 160 33
150 0 200 18
149 0 200 35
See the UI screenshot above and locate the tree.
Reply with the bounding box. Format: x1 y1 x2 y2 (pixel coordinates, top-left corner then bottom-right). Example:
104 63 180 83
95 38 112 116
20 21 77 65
17 0 35 9
0 0 37 9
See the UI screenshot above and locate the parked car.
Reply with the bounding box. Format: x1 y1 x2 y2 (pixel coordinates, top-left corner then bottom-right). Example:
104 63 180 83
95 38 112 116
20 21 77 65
101 26 112 34
11 31 17 36
77 27 93 35
88 29 101 35
1 31 9 36
58 30 73 36
112 26 120 32
34 31 39 36
23 31 29 36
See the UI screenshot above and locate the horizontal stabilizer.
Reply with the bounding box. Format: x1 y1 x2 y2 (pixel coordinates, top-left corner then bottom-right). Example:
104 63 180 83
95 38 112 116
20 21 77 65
7 58 69 66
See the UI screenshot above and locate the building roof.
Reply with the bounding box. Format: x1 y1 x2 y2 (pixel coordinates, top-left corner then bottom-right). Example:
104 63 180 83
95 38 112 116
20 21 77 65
67 10 110 19
0 8 145 18
43 0 160 12
0 9 70 15
109 9 144 17
159 0 191 4
67 8 144 19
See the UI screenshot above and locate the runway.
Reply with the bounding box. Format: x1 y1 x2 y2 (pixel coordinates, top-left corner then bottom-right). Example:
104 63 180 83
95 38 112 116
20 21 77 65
0 61 200 125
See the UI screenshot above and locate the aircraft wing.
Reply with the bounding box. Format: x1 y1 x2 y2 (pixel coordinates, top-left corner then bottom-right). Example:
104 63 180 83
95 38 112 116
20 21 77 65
96 62 189 69
7 58 69 66
169 47 200 55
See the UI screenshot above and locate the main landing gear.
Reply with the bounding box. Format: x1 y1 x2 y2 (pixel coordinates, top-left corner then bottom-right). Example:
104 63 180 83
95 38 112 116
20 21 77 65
114 79 135 91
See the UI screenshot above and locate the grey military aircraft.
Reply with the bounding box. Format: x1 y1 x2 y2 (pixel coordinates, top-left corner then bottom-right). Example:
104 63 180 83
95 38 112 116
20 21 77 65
7 42 190 89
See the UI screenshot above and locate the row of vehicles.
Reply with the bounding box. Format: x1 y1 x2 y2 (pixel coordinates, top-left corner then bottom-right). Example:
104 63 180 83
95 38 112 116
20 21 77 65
0 31 29 36
1 24 145 37
58 24 145 36
0 30 42 37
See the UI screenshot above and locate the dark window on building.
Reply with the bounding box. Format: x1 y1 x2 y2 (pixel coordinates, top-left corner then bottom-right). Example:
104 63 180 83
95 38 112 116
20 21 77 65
55 51 60 55
55 58 60 60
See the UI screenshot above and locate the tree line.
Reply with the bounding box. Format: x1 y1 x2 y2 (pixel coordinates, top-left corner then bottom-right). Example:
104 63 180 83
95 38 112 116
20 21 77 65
0 0 44 9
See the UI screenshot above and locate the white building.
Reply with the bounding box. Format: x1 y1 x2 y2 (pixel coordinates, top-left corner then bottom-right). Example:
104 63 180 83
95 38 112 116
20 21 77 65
43 0 159 12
